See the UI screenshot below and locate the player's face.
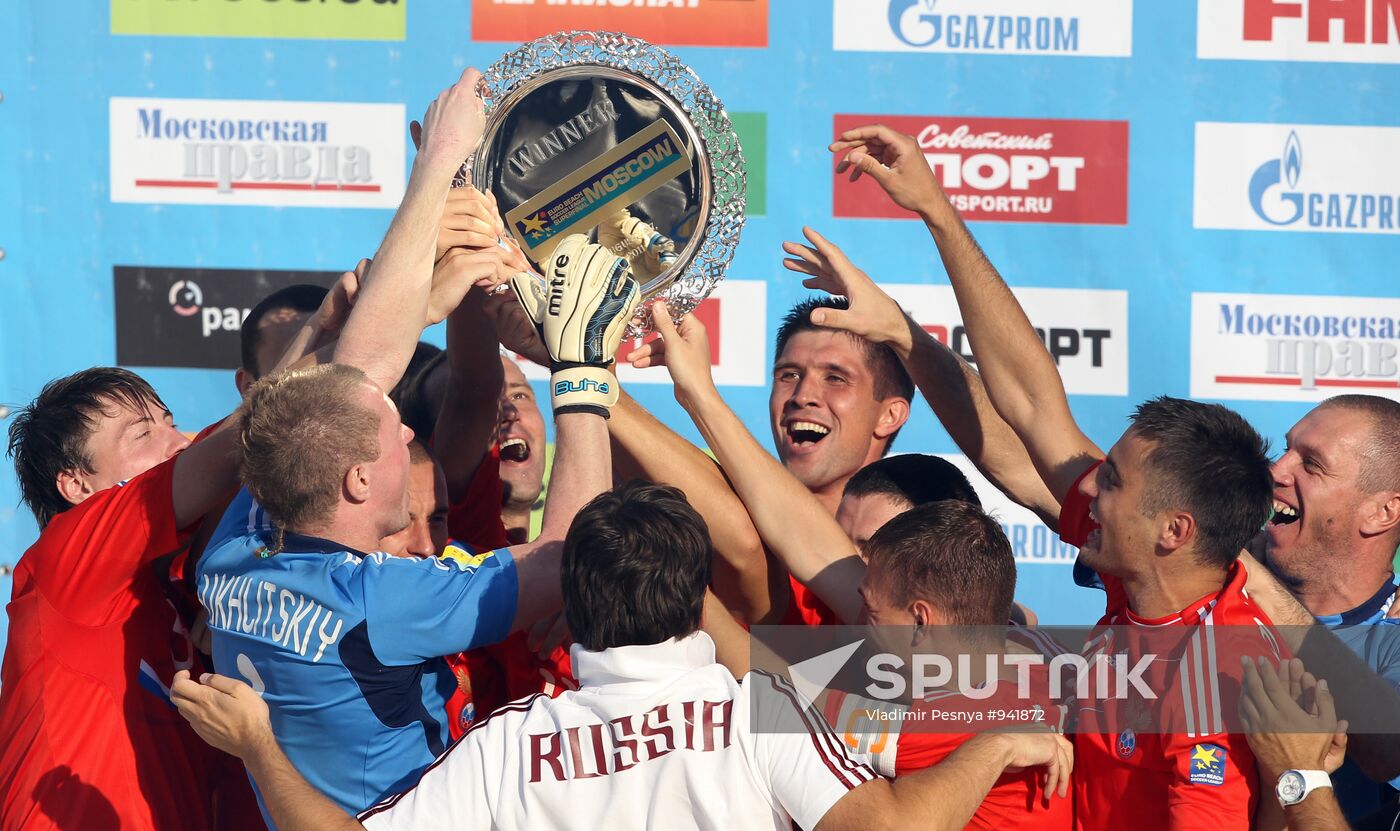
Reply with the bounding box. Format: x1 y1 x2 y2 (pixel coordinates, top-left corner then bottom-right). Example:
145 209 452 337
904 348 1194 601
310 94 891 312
71 396 191 505
235 307 314 396
496 357 547 509
364 386 414 538
379 457 449 558
836 492 911 560
1266 406 1372 580
1077 431 1159 578
770 331 899 498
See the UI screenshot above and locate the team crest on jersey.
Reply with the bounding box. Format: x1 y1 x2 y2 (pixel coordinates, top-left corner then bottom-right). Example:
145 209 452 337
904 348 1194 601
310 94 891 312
441 544 494 571
1189 743 1228 786
1116 729 1137 759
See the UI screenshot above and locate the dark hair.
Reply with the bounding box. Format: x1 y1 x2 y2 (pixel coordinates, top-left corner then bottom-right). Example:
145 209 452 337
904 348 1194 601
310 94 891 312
562 481 712 652
1316 394 1400 493
7 368 168 527
776 297 914 403
862 500 1015 626
1128 396 1273 568
776 297 913 449
844 454 981 510
391 346 447 439
240 284 329 376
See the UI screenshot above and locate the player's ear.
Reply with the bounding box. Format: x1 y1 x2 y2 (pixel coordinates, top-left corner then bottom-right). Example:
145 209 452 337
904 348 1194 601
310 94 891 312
1159 511 1195 554
873 396 911 441
343 462 372 505
55 469 93 508
1360 491 1400 536
235 367 254 398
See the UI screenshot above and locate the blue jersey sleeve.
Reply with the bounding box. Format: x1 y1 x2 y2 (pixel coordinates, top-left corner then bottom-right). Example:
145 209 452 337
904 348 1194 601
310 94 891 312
352 546 519 666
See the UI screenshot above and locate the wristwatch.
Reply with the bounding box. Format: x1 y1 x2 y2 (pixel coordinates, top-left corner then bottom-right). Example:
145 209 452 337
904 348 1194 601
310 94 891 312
1275 769 1331 807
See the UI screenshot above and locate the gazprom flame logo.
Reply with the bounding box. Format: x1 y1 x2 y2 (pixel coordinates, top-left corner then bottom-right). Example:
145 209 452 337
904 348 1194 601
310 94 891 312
889 0 941 47
168 280 203 317
1248 131 1305 226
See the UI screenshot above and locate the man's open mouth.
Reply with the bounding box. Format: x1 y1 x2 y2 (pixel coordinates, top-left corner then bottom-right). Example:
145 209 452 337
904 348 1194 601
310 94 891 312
1270 500 1300 526
501 437 531 463
785 421 831 448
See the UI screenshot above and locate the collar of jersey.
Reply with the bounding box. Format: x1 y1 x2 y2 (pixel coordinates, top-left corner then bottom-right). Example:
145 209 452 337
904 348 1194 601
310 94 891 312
1316 576 1399 627
1121 559 1244 626
571 632 717 689
275 530 372 558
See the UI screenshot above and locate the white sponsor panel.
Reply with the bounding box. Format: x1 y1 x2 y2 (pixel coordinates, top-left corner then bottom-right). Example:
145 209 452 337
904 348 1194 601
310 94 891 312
1198 0 1400 64
514 280 767 387
110 97 405 208
833 0 1133 57
882 284 1128 396
1191 292 1400 402
1194 122 1400 234
937 455 1075 565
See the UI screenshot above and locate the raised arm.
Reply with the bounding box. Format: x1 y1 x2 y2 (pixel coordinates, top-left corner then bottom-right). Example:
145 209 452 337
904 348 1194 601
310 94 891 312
432 187 531 503
495 239 641 632
333 68 487 394
630 303 865 625
781 228 1061 527
831 124 1103 499
610 391 775 624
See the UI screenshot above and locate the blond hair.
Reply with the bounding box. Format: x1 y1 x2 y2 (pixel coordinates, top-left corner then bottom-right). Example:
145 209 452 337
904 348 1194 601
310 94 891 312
239 364 382 533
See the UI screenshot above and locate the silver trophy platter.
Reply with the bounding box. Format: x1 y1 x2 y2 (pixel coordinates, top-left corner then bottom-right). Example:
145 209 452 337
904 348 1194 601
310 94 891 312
460 31 746 335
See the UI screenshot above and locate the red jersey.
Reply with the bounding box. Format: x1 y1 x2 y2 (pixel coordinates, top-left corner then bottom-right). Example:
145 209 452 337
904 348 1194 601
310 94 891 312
823 667 1072 830
782 575 842 627
442 449 575 739
0 457 232 830
1061 463 1282 831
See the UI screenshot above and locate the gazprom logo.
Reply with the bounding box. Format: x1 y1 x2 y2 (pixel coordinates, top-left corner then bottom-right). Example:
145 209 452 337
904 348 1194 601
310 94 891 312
887 0 1081 52
1248 131 1305 226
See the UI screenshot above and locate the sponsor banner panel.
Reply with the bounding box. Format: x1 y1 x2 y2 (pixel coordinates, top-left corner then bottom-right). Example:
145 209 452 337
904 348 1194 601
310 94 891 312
938 455 1076 565
730 112 768 216
514 279 767 387
114 266 341 370
471 0 768 47
883 283 1129 396
110 97 406 209
111 0 406 41
833 115 1128 225
1191 292 1400 403
1198 0 1400 64
833 0 1133 57
1194 122 1400 235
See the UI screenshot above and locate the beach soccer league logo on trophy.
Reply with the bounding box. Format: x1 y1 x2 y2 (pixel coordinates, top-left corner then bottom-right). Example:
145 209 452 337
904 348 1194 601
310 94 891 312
459 30 747 336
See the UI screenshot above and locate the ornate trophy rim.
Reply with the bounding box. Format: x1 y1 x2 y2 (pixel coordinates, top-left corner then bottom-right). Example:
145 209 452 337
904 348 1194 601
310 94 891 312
462 30 746 334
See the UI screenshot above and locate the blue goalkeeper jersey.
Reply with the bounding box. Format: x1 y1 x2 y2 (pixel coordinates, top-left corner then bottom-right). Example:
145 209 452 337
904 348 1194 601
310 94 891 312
196 489 518 822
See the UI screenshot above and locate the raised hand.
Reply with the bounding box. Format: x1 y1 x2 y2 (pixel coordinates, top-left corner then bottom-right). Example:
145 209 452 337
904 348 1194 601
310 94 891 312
414 67 488 172
510 233 642 417
171 670 274 761
317 258 369 336
436 187 506 262
780 226 915 358
427 246 511 326
627 301 717 411
830 124 944 216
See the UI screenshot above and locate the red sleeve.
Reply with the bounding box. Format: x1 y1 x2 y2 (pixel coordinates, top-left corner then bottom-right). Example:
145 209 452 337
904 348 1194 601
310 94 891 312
447 446 510 551
1164 731 1259 831
1058 461 1101 548
783 575 842 627
27 455 186 623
